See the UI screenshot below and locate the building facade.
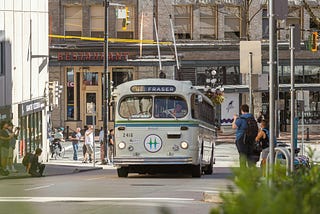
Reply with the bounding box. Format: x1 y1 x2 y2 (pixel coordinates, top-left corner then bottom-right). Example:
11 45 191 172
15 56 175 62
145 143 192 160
0 1 50 161
48 0 320 132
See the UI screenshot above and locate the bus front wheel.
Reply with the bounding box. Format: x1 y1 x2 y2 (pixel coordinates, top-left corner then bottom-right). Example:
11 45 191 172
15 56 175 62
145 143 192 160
191 164 202 178
117 167 129 177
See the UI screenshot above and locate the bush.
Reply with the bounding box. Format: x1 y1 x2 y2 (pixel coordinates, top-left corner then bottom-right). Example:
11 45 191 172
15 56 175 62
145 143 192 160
210 158 320 214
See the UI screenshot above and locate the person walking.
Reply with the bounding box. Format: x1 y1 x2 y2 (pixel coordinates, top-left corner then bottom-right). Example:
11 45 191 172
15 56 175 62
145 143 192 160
99 127 107 164
26 148 45 177
232 104 258 168
83 125 94 163
69 127 82 161
108 129 115 164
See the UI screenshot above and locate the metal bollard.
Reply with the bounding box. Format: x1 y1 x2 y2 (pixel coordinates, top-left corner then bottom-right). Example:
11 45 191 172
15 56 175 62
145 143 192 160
66 126 69 139
306 127 310 141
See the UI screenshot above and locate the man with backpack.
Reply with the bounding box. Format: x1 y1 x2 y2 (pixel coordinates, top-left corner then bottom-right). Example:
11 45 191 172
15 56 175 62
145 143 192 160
232 104 259 168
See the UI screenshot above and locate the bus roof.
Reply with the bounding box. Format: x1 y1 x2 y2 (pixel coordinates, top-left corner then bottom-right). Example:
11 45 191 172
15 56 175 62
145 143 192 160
112 78 213 105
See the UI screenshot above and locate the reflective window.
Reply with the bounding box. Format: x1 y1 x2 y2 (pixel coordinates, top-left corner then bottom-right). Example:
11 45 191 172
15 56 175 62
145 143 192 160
174 5 192 39
64 6 82 36
154 96 187 118
83 72 98 86
224 6 240 39
119 96 153 119
67 68 75 120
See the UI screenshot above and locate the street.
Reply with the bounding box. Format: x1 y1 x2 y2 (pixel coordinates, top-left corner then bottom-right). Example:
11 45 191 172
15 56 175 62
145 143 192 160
0 142 238 214
1 140 319 214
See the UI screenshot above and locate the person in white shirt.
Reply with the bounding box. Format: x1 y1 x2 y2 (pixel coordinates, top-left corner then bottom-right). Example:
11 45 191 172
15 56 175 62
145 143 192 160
83 125 94 163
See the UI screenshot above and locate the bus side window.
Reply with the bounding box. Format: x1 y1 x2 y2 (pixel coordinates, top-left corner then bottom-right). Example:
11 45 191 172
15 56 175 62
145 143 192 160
191 94 199 119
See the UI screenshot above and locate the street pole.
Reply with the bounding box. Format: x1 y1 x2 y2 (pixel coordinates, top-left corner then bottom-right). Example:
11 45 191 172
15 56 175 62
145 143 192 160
268 0 275 176
92 102 96 167
289 25 295 173
249 52 253 113
103 0 109 161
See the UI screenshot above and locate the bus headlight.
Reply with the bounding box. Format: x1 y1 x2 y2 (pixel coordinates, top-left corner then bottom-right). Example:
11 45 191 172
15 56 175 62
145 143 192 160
118 141 126 149
180 141 189 149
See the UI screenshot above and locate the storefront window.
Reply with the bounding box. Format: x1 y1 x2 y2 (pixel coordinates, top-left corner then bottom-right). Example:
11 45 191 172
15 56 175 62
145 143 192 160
83 71 98 86
112 68 133 87
67 68 75 120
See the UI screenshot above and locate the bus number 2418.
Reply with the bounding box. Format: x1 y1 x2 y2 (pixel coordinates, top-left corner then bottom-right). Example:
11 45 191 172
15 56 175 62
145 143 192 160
122 133 133 138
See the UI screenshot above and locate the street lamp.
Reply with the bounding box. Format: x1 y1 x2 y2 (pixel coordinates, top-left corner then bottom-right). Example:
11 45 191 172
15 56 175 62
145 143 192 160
203 68 224 106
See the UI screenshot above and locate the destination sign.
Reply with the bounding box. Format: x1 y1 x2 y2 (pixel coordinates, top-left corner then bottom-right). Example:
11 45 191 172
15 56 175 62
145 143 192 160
131 85 176 93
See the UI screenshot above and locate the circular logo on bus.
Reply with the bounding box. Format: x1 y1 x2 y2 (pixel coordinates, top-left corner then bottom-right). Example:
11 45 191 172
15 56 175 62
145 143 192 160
144 134 162 153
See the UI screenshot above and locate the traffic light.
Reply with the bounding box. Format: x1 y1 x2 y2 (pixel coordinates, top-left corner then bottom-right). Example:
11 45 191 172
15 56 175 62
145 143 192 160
54 81 63 106
311 32 318 52
122 7 130 30
48 81 55 107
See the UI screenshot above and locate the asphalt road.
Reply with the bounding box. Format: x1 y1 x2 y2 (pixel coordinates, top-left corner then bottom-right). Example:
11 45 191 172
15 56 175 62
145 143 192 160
0 143 238 214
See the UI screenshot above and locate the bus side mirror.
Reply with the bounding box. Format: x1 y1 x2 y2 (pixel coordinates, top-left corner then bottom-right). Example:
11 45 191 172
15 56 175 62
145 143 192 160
195 95 203 104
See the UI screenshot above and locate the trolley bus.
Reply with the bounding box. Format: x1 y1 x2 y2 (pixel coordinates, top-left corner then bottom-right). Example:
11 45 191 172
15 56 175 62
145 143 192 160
112 79 217 177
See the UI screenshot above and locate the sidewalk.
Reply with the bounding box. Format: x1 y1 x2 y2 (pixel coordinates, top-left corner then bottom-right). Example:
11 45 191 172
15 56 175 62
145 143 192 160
216 129 320 144
0 159 114 180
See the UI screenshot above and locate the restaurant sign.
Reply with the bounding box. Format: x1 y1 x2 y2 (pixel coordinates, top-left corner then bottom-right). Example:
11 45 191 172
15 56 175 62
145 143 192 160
57 52 129 61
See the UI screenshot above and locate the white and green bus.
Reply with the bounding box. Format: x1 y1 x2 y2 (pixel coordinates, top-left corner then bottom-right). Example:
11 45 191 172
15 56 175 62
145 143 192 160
112 79 217 177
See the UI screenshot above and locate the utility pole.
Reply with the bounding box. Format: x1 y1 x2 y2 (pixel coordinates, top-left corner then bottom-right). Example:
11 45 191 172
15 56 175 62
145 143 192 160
268 0 276 174
103 0 109 159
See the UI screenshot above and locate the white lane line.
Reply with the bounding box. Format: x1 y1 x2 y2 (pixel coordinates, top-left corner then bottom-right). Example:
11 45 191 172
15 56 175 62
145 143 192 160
0 197 194 203
24 184 55 191
86 176 106 181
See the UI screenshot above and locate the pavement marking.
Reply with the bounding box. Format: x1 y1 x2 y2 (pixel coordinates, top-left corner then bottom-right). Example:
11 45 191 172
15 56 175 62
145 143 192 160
0 197 195 203
24 184 55 191
86 176 106 181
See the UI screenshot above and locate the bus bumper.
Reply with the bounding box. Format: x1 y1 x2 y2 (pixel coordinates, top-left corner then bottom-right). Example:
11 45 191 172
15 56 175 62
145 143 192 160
113 156 193 166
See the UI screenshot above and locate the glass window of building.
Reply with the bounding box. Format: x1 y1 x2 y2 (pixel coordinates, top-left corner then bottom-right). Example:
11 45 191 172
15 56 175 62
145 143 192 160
303 66 320 83
285 7 301 40
83 71 98 86
116 6 135 39
112 68 133 87
200 6 217 40
262 9 269 39
64 6 82 36
90 5 104 38
67 68 75 120
224 6 240 39
174 5 192 39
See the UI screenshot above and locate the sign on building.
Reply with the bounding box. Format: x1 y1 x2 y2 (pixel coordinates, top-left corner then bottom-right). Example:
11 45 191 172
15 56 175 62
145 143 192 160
240 41 262 74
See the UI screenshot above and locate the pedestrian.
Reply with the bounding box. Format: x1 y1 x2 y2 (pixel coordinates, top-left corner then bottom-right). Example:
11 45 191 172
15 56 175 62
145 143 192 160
69 127 82 161
83 125 94 163
257 111 264 123
0 120 14 176
26 148 45 177
6 122 19 172
53 127 65 154
232 104 258 168
255 120 277 175
99 127 107 164
108 129 115 164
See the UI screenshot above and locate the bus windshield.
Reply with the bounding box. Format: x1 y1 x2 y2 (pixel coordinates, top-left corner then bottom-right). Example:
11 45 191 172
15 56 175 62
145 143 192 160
118 95 188 119
119 96 153 119
154 96 187 118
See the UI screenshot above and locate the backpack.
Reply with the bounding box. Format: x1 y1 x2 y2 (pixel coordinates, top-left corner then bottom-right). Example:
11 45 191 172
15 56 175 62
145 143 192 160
22 152 33 167
241 116 258 143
